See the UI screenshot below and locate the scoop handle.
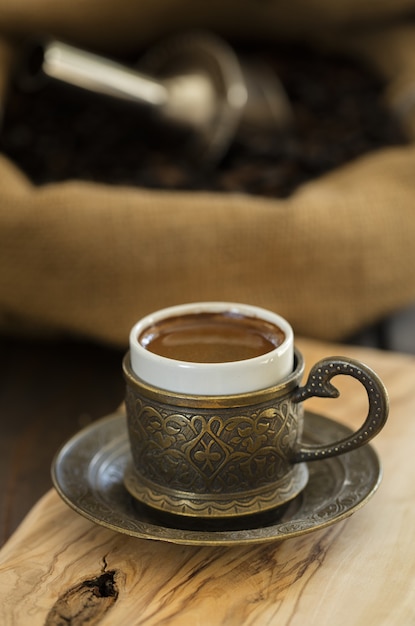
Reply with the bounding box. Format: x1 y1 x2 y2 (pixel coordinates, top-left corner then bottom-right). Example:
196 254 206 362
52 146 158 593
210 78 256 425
23 39 168 107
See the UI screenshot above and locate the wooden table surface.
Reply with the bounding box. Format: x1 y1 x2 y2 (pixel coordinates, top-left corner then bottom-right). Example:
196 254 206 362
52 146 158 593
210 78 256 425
0 335 414 625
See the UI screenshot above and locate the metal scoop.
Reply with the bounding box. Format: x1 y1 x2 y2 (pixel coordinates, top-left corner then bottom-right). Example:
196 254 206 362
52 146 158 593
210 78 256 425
20 31 293 165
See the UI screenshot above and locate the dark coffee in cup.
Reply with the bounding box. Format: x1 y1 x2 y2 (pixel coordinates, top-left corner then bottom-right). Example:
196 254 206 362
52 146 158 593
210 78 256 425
126 302 388 518
138 311 286 363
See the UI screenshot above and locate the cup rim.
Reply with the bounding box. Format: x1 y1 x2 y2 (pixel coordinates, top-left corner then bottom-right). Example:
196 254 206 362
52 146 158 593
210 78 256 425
129 302 294 394
123 347 303 407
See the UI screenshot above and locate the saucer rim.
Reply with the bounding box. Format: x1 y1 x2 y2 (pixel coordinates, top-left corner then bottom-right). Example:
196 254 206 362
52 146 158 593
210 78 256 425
51 411 382 546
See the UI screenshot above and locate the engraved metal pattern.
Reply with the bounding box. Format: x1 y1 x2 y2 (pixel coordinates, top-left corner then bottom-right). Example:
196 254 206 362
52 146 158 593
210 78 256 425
51 412 382 546
292 357 389 462
124 382 307 517
123 462 308 518
122 351 388 517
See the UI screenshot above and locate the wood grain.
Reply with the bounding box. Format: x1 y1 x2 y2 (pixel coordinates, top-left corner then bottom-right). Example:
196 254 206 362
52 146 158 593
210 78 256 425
1 338 414 625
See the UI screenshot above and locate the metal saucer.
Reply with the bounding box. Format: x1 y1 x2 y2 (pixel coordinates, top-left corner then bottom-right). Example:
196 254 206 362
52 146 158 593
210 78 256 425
51 411 382 546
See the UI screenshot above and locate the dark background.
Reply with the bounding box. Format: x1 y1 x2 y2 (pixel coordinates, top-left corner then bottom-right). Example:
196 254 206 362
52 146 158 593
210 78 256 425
0 335 125 545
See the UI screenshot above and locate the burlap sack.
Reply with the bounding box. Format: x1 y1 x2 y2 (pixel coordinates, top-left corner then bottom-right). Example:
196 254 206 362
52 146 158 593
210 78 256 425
1 1 415 347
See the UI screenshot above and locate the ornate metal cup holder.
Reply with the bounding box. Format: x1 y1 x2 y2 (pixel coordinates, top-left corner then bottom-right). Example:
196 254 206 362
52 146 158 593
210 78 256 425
51 411 382 545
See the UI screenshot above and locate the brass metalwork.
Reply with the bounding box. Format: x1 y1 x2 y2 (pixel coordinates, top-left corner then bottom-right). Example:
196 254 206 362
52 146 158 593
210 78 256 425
122 349 388 518
292 356 389 461
51 412 382 546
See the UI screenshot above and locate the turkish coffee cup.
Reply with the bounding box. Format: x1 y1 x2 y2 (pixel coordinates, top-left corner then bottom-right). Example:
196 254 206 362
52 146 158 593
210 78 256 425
123 302 388 519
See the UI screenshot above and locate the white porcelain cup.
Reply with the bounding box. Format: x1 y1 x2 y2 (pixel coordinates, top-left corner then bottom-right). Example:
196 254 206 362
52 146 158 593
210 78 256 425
124 301 388 518
129 301 294 395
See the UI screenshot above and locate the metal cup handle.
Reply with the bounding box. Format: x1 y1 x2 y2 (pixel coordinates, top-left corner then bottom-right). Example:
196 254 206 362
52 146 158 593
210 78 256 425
291 357 389 462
